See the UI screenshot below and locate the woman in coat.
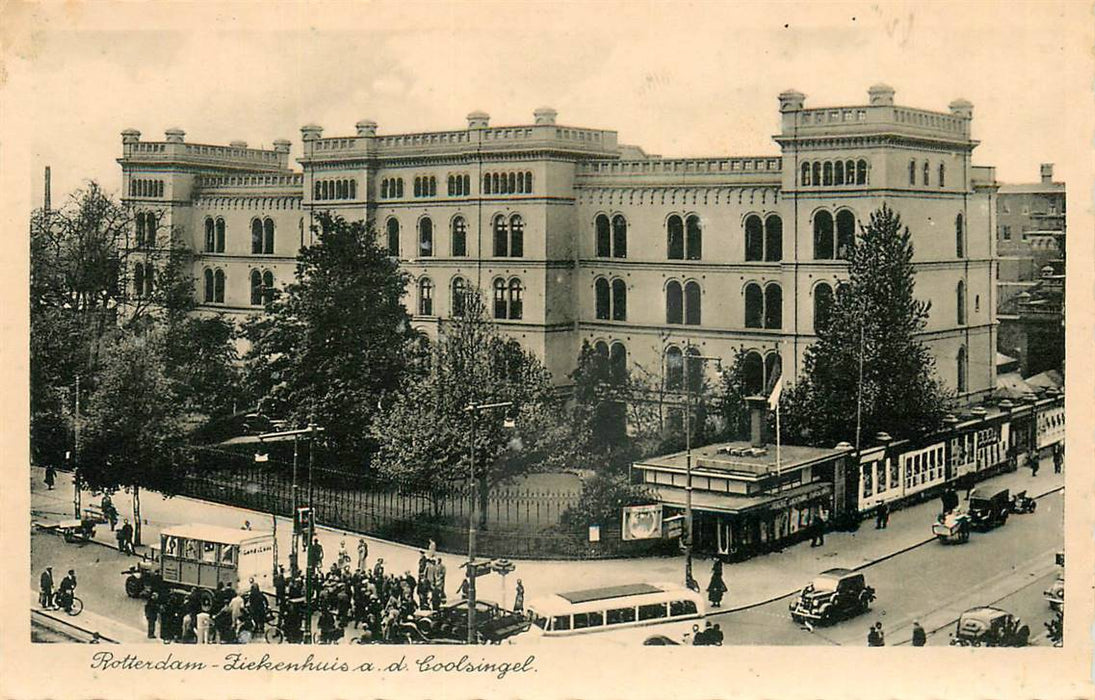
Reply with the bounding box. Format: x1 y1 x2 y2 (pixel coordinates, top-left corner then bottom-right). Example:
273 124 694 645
706 559 728 608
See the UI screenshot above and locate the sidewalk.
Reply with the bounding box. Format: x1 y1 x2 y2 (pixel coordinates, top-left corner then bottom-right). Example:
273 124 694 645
30 590 147 644
30 460 1063 615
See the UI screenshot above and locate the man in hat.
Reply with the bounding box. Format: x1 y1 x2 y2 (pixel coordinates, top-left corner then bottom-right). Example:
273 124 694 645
39 566 54 609
911 620 927 647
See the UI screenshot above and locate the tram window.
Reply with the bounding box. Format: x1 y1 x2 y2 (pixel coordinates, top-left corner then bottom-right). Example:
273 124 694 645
552 615 571 631
573 612 604 629
221 545 236 565
670 600 698 616
638 603 668 621
183 538 199 560
606 607 636 625
201 541 218 562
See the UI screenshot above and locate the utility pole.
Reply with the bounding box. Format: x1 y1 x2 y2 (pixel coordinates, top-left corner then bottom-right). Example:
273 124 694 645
73 375 81 518
682 347 721 592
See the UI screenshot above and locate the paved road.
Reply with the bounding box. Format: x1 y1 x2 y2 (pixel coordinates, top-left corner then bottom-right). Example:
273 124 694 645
710 489 1063 647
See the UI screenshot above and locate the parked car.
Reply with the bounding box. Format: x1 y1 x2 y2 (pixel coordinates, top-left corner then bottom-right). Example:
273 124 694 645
789 568 875 625
1009 490 1037 514
967 488 1010 531
950 606 1030 647
412 598 530 644
1044 576 1064 612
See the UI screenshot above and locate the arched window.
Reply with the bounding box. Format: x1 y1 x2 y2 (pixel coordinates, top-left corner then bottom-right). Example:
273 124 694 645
250 270 263 306
349 180 357 199
429 177 437 196
146 213 157 248
595 215 611 257
387 218 400 256
213 269 225 303
938 163 945 188
251 219 263 254
418 217 434 257
204 218 215 252
611 214 628 258
744 283 763 328
525 172 533 192
685 215 702 260
447 175 456 196
322 181 330 200
765 215 783 262
814 282 834 332
418 278 434 316
955 214 965 257
594 340 609 357
135 213 146 247
203 268 214 303
413 177 422 198
834 160 844 186
956 281 966 325
957 346 967 393
856 160 867 185
493 215 508 257
665 346 684 391
743 352 764 395
263 218 275 254
684 281 701 325
611 278 627 321
846 160 855 184
130 180 136 196
262 271 274 305
509 214 524 257
508 278 523 320
396 179 404 197
667 215 684 260
666 281 683 324
923 161 930 186
744 215 764 261
595 278 610 320
451 217 467 257
216 218 225 252
908 160 917 185
801 162 810 186
814 211 834 260
764 284 782 329
452 277 468 317
823 161 833 186
609 342 627 381
686 347 703 394
812 162 821 187
836 210 856 259
493 278 507 319
765 353 782 391
145 264 154 296
464 174 472 195
483 173 492 195
134 263 145 299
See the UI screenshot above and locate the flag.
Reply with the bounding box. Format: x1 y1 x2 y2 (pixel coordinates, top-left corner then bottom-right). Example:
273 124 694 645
768 376 783 411
254 452 269 463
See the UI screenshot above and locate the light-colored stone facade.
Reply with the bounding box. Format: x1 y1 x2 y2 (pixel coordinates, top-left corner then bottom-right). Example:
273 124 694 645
118 85 998 402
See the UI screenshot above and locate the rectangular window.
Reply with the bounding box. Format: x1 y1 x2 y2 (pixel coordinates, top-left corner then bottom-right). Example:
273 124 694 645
606 607 636 625
863 464 873 498
669 600 698 617
637 603 667 621
551 615 571 631
573 612 604 629
1002 225 1011 241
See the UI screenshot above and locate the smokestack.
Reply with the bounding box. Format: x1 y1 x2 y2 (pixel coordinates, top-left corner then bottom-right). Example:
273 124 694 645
745 396 769 448
43 166 51 215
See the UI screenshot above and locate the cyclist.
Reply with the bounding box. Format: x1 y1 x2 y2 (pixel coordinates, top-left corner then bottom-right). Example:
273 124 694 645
57 569 78 613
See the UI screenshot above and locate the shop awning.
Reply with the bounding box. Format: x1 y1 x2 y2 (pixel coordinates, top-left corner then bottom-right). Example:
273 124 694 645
649 481 832 516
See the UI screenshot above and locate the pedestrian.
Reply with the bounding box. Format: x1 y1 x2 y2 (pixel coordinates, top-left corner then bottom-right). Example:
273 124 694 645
144 592 160 638
44 464 56 490
39 566 54 609
875 501 889 529
867 621 884 646
196 609 212 644
911 620 926 647
427 538 437 560
711 623 724 646
357 538 369 571
57 569 77 613
372 557 384 580
101 493 117 531
1030 449 1040 477
338 539 351 572
309 538 324 572
118 518 134 555
810 512 826 547
514 579 525 613
1054 446 1063 474
248 582 267 633
242 520 252 530
706 559 727 608
274 565 287 611
228 589 246 629
458 577 469 600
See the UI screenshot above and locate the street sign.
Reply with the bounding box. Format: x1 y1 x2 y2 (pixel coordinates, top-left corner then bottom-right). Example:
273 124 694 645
588 525 600 543
622 504 663 540
662 514 684 539
491 558 516 576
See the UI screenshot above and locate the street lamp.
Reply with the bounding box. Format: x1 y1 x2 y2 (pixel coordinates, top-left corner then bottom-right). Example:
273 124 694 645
682 346 721 592
463 400 513 645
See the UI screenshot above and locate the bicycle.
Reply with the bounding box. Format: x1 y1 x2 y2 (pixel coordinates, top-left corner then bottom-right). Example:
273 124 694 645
55 592 84 616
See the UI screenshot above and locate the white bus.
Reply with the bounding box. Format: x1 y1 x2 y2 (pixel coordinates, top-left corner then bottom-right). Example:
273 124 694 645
513 582 705 645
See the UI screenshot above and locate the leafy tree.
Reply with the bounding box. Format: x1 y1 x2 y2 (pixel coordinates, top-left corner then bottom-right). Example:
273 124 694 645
242 213 418 466
780 204 951 447
713 348 755 443
558 472 654 534
566 341 630 469
373 294 564 523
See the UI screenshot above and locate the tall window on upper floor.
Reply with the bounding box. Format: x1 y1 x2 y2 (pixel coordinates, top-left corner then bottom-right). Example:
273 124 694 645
215 218 226 253
451 217 467 256
213 269 225 304
957 346 968 393
812 162 821 186
834 160 844 186
452 276 468 317
612 279 627 321
386 218 400 256
923 161 930 187
315 182 323 199
251 219 263 254
744 215 764 261
665 346 684 391
609 342 627 381
685 347 703 394
765 353 782 390
764 284 782 329
595 278 610 320
418 278 434 316
684 281 701 325
492 277 523 320
349 180 357 199
493 278 507 319
493 215 508 257
765 215 783 262
262 271 274 305
836 210 856 259
743 351 764 395
955 214 965 257
595 215 611 257
813 282 834 332
263 218 275 254
908 159 917 186
250 270 263 306
823 162 833 186
136 213 146 248
143 213 156 248
667 215 684 260
134 263 145 299
666 281 683 324
856 159 868 185
203 269 214 303
938 163 946 188
509 214 524 257
611 215 628 258
801 162 810 186
508 278 523 320
956 281 966 325
204 218 215 252
685 215 702 260
744 283 763 328
418 217 434 257
813 210 834 260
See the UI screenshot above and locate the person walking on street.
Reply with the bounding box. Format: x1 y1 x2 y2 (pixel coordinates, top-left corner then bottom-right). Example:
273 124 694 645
810 511 826 547
196 609 212 644
1030 449 1040 477
309 538 324 573
706 560 727 608
875 501 889 529
274 566 287 611
44 464 56 490
911 620 926 647
1054 445 1063 474
338 539 351 572
57 569 77 613
867 621 885 646
144 593 160 638
228 589 246 630
101 493 117 531
357 538 369 572
39 566 54 609
514 579 525 613
118 518 134 555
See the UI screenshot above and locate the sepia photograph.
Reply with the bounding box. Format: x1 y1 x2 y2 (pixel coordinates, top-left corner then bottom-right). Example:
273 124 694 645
1 1 1092 698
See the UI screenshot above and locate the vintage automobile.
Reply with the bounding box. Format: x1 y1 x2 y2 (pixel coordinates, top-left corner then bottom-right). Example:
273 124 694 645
789 568 875 625
122 523 275 609
967 488 1010 531
1009 490 1037 514
932 511 971 544
950 606 1030 647
410 598 530 644
1044 576 1064 612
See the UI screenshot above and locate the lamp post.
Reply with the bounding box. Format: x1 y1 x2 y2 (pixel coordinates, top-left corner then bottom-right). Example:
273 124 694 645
72 375 81 518
463 400 513 645
682 347 721 591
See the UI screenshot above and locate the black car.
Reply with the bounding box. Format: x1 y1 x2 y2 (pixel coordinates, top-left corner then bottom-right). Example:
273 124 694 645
968 488 1010 530
789 568 875 625
950 606 1030 647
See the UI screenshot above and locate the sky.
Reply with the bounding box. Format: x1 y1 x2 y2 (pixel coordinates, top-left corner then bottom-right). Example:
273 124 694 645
2 1 1091 207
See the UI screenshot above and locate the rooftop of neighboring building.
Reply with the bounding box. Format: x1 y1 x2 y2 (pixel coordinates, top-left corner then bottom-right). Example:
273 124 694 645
634 440 851 479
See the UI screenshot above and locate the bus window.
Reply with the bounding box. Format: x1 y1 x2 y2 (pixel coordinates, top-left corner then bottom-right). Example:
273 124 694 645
183 538 199 560
164 536 179 557
528 610 547 630
606 607 636 625
573 611 604 629
201 541 219 563
552 615 571 631
670 599 698 617
638 603 668 621
221 544 237 565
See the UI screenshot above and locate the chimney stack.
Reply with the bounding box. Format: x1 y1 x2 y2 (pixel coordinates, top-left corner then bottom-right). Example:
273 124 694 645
778 89 805 113
745 396 769 448
1040 163 1054 184
467 111 490 130
868 83 895 106
44 166 51 215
